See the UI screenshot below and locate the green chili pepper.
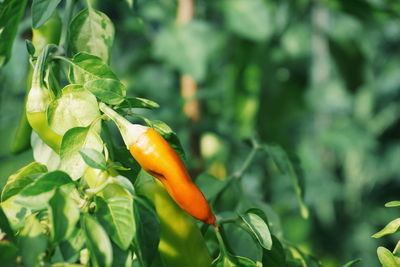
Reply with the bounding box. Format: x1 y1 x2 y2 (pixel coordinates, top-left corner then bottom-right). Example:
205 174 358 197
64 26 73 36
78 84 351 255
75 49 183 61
10 13 61 154
26 44 61 153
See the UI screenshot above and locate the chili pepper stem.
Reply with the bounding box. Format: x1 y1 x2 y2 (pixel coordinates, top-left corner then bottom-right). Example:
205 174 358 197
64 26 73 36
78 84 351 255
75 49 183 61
214 226 228 255
99 103 147 149
85 177 113 198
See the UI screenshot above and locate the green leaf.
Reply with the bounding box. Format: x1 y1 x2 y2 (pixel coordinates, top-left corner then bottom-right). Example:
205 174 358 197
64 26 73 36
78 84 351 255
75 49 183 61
79 148 107 171
31 132 61 171
60 126 103 180
1 196 31 230
95 193 135 250
385 201 400 208
102 182 131 199
113 176 135 196
48 188 80 243
111 242 133 267
14 171 73 209
222 222 263 264
0 241 18 267
68 53 117 84
26 40 36 56
111 147 141 180
84 167 108 189
240 209 273 250
19 215 48 267
212 252 258 267
0 207 14 243
48 84 101 136
107 162 131 172
144 119 173 136
222 0 272 41
1 162 47 202
84 79 126 105
245 208 270 225
195 173 228 202
51 245 65 263
342 258 361 267
154 20 220 82
262 235 286 267
377 247 400 267
264 144 309 218
133 196 160 267
59 228 86 263
16 171 71 197
0 0 28 67
372 218 400 238
82 214 113 267
286 244 323 267
117 97 159 110
69 8 114 63
31 0 61 28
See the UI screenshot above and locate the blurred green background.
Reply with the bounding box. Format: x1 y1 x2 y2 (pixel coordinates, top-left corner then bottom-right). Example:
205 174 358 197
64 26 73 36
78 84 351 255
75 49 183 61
1 0 400 266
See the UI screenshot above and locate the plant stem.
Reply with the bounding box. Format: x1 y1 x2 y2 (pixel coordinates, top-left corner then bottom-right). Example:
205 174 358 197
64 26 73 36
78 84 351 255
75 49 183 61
86 0 92 9
53 55 73 64
88 115 106 132
233 138 260 179
214 226 228 255
85 177 113 197
215 138 261 200
234 148 257 179
218 217 238 225
59 0 76 52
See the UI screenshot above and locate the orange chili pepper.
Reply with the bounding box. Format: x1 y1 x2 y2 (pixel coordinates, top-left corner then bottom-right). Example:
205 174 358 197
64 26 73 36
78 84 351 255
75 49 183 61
99 103 216 225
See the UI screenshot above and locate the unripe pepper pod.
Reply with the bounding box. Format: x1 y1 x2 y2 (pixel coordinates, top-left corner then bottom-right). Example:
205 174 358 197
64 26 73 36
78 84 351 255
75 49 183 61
99 103 216 225
10 12 62 154
26 44 62 152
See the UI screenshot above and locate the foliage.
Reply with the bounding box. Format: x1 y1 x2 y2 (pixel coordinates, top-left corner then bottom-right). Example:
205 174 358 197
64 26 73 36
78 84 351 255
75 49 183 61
372 202 400 266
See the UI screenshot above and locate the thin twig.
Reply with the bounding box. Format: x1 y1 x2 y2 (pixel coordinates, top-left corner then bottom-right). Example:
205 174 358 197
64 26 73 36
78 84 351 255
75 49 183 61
59 0 76 53
215 138 261 199
232 138 261 180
